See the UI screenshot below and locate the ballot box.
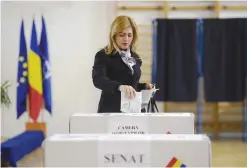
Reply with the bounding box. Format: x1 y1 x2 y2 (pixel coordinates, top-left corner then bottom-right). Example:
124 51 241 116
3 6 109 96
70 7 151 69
43 134 212 167
69 113 195 134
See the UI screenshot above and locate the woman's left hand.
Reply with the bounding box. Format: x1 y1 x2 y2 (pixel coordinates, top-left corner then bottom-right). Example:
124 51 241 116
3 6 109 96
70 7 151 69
145 83 155 90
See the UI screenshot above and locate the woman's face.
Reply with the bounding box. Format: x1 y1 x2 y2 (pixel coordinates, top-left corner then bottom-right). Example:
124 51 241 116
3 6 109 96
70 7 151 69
115 26 133 50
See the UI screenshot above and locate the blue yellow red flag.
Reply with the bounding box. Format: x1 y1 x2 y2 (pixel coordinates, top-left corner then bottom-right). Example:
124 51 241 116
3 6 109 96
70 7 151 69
28 19 43 122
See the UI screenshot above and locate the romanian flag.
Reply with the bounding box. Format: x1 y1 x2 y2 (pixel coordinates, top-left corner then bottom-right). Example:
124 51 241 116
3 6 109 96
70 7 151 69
28 20 43 122
166 157 186 167
16 20 28 119
40 16 52 114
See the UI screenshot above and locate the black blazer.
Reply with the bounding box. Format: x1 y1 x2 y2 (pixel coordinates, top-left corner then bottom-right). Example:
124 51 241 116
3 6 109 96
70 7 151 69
92 49 146 113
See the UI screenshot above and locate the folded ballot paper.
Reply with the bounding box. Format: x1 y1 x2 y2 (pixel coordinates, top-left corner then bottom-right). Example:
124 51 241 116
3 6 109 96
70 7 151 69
121 88 158 113
44 134 212 167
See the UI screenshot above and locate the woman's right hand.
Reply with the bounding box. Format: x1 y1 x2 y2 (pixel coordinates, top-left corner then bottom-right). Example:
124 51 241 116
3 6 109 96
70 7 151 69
119 85 136 99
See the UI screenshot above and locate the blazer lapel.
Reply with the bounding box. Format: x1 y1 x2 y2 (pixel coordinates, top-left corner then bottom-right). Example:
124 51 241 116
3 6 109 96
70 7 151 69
132 57 141 79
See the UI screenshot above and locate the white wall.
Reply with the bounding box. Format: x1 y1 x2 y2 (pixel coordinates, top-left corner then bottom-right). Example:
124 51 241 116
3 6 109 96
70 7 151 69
1 1 116 137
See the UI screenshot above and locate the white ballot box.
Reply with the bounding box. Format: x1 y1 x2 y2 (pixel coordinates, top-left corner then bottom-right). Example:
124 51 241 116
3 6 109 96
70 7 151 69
44 134 212 167
69 113 195 134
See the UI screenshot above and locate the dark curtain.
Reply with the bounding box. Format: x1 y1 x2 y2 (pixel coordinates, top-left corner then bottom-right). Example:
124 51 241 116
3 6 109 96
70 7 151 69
153 19 198 102
203 18 247 102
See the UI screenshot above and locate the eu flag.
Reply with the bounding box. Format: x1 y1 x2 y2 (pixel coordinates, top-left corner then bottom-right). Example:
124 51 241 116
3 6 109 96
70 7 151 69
39 16 52 114
17 20 28 119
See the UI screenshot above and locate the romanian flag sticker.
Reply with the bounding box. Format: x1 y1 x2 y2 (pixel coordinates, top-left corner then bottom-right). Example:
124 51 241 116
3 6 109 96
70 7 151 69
166 157 186 167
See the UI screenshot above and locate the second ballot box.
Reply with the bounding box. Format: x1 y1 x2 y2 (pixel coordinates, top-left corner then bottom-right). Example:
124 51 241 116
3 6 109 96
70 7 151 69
69 112 195 134
43 133 211 167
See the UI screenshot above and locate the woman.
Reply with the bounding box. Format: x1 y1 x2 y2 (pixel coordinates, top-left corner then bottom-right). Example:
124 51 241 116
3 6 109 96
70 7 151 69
92 15 154 113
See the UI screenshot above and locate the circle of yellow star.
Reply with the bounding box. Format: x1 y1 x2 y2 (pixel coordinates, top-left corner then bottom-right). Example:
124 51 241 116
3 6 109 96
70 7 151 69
22 63 27 68
23 71 27 76
19 57 24 62
20 77 25 83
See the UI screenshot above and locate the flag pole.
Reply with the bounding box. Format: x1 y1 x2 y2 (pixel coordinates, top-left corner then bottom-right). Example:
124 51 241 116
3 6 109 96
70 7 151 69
27 94 31 123
41 104 45 122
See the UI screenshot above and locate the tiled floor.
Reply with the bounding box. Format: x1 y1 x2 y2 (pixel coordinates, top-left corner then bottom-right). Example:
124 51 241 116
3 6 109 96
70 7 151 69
13 140 247 167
